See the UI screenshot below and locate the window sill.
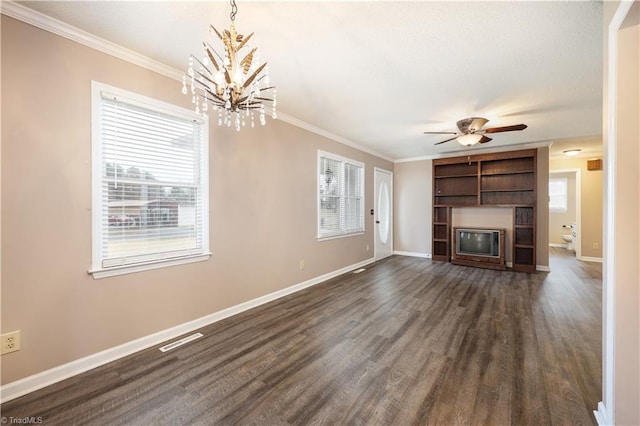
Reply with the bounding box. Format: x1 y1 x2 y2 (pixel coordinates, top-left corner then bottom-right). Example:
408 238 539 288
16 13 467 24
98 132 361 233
317 231 365 242
89 253 211 279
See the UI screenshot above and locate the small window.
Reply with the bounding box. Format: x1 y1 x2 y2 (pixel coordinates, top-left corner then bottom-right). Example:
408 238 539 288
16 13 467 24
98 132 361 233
91 82 209 278
318 151 364 239
549 177 568 212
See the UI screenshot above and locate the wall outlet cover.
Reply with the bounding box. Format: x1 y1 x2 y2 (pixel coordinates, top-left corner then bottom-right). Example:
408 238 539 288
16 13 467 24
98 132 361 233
1 330 21 355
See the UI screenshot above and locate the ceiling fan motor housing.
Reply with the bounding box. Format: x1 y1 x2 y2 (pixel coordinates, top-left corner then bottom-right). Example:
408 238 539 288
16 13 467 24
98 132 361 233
457 117 489 133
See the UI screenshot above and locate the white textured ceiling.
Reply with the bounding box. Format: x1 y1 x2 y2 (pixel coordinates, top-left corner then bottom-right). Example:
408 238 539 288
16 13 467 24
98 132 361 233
13 1 603 160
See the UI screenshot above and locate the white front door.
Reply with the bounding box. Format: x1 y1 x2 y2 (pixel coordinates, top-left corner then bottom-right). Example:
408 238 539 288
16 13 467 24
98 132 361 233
374 168 393 260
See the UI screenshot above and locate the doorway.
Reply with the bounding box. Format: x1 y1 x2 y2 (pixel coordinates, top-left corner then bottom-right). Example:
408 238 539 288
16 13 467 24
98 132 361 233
548 169 581 260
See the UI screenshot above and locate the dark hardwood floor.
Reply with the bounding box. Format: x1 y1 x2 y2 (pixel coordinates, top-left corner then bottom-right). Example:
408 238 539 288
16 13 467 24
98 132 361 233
1 248 602 425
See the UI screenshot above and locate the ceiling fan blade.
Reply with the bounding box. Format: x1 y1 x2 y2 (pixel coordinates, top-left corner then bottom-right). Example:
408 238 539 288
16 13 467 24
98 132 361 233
483 124 528 134
423 131 458 135
434 136 459 145
479 136 493 144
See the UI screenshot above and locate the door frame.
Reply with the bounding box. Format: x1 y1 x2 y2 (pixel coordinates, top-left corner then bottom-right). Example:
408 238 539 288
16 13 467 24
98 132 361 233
548 168 582 260
374 167 393 260
598 1 637 424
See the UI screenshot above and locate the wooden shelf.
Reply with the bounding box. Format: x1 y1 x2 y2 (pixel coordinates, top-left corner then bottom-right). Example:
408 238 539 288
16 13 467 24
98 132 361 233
436 192 478 196
434 173 477 179
480 170 534 176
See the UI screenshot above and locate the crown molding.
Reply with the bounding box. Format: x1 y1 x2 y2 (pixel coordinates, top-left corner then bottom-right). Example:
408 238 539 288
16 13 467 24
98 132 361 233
275 112 394 162
1 1 183 81
394 140 554 163
1 1 393 163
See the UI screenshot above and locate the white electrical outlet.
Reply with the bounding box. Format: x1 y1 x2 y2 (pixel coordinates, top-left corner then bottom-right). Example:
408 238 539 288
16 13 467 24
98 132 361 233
1 330 21 355
366 244 370 251
299 260 305 270
593 242 599 250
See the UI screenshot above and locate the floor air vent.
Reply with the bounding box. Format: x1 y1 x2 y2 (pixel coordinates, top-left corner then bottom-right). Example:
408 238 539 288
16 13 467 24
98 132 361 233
353 268 366 274
159 332 203 353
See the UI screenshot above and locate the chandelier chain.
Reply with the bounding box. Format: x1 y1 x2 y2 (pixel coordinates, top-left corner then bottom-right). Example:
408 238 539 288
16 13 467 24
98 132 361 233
230 0 238 22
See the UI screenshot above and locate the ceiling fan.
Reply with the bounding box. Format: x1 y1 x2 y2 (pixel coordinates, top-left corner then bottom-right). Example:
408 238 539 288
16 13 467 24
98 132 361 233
424 117 528 146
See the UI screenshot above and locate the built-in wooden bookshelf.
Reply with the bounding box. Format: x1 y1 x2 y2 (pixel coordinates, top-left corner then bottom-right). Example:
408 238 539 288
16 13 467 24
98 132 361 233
432 206 450 261
513 206 536 272
432 149 537 272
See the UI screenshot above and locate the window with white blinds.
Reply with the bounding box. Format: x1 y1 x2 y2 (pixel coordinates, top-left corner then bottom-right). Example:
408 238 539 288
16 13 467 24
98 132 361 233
91 82 209 278
318 151 364 239
549 177 568 212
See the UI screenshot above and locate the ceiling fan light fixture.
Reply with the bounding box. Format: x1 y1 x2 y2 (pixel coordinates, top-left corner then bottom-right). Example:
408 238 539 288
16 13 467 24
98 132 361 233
563 149 581 157
457 133 483 146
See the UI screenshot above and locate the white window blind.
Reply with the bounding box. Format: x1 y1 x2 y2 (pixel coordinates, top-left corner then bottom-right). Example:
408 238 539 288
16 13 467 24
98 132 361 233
549 177 568 212
318 151 364 239
91 82 209 277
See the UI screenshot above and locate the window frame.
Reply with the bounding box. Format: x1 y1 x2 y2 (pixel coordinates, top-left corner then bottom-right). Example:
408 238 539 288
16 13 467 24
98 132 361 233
317 150 365 240
549 177 568 213
90 81 210 279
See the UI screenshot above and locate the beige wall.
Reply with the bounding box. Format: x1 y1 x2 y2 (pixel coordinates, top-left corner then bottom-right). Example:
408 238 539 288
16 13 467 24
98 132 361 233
603 1 640 424
548 171 577 246
0 17 392 384
393 148 550 268
549 156 603 258
393 159 431 255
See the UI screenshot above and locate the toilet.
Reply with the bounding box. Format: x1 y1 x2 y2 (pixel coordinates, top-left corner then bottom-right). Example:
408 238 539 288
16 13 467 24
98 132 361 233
561 222 577 251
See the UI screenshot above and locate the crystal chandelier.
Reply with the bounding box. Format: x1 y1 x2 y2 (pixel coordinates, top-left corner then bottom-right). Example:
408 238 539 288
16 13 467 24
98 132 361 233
182 0 276 131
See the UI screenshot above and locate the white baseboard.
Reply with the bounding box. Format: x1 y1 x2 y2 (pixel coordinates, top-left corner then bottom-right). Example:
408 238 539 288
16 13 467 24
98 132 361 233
394 251 431 259
594 401 611 425
536 265 551 272
580 256 603 263
549 243 568 248
0 257 375 403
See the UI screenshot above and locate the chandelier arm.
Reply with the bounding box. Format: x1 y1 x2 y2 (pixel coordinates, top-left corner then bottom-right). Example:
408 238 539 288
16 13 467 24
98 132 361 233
239 47 257 72
223 68 232 85
194 70 217 88
236 33 254 51
191 56 214 77
197 92 225 106
202 45 220 72
207 96 227 106
238 105 264 110
241 63 267 90
204 42 224 64
192 79 226 103
253 97 274 102
210 25 224 42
